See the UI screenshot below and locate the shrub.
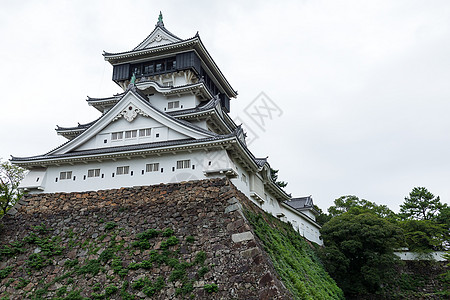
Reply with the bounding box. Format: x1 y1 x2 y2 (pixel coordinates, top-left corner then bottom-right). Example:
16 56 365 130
204 283 218 293
162 228 174 237
99 248 115 262
64 259 79 268
136 229 159 240
104 222 117 231
105 285 118 295
197 266 208 278
27 253 48 270
160 236 179 249
56 286 67 296
143 277 165 297
127 262 141 270
15 277 30 289
195 251 207 265
77 259 101 276
140 260 152 269
0 266 13 279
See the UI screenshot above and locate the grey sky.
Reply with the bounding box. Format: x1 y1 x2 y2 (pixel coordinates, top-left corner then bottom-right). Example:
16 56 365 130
1 0 449 212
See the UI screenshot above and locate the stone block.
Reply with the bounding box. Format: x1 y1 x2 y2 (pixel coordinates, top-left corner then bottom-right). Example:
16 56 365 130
231 231 254 243
225 203 242 214
227 197 239 204
241 247 260 258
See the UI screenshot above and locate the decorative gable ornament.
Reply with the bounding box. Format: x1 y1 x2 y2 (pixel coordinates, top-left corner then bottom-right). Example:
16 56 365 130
113 104 149 122
152 33 168 43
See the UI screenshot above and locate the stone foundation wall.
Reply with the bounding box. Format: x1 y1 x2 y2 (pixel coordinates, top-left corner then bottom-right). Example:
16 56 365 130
0 178 291 299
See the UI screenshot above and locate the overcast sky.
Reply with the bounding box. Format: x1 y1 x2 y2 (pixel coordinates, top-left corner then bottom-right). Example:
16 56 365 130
1 0 449 212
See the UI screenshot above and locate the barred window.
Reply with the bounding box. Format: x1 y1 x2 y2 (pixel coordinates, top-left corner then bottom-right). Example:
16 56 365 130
139 128 151 137
125 130 137 139
168 101 180 109
116 166 130 175
112 131 123 140
59 171 72 180
146 163 159 172
176 160 190 169
88 169 100 178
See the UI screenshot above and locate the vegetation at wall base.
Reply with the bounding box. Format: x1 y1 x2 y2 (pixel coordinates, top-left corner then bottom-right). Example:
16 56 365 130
0 222 214 299
318 187 449 298
244 208 344 299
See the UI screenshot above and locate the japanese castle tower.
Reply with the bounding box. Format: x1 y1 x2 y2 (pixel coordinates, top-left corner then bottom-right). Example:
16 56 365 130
12 13 322 245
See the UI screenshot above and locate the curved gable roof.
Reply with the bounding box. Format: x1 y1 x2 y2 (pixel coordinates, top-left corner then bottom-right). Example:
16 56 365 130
48 85 216 156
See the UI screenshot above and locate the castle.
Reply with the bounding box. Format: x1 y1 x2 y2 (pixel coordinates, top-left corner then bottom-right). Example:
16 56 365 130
11 13 322 245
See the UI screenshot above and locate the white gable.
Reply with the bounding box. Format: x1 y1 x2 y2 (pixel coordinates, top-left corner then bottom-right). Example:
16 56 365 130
134 26 181 50
51 89 213 155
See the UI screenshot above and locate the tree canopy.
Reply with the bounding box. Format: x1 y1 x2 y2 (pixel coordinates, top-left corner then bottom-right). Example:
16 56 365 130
399 187 444 220
270 168 287 188
327 195 396 219
398 187 449 251
319 210 403 296
0 159 25 216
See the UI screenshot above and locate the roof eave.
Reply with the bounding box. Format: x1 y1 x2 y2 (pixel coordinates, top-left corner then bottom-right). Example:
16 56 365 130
11 137 236 168
280 202 322 228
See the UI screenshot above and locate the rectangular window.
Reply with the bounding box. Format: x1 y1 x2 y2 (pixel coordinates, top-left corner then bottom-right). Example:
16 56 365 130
163 81 173 87
125 130 137 139
116 166 130 175
241 174 247 184
144 64 154 74
87 169 100 178
59 171 72 180
112 131 123 140
139 128 151 137
176 160 190 169
146 163 159 172
168 101 180 109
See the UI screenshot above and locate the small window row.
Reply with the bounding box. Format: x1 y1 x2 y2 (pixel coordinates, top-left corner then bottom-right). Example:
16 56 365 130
111 128 152 141
56 160 194 183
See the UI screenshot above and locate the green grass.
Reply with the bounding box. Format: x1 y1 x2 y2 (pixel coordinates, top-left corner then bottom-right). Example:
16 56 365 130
244 209 344 300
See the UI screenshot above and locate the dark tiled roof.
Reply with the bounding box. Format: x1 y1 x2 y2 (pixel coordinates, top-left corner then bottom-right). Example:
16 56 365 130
104 36 196 57
132 23 182 51
254 157 268 168
86 93 124 103
56 117 101 131
284 196 314 210
11 134 236 162
60 85 217 136
167 97 219 116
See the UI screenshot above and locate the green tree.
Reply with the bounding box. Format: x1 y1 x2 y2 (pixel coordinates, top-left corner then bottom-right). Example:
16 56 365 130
439 252 450 296
313 204 331 226
0 159 25 216
400 187 444 220
398 187 449 251
328 195 395 219
399 219 447 251
270 168 287 188
320 211 403 296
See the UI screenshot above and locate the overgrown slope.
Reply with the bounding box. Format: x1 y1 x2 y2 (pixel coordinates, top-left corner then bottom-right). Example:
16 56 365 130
243 204 344 299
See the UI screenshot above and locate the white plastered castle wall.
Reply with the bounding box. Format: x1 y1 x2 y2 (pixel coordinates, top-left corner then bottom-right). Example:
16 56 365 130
23 150 229 194
147 93 199 113
76 115 189 151
259 191 323 245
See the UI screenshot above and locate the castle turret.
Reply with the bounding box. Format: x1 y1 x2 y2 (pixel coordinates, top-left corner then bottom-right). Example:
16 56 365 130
103 13 236 113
